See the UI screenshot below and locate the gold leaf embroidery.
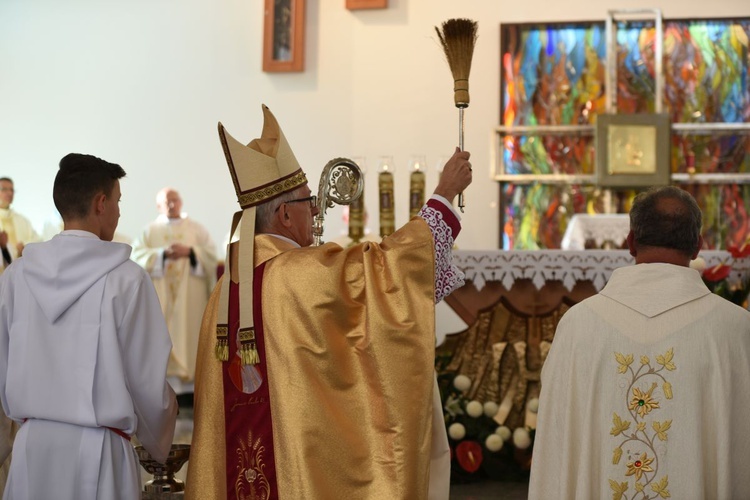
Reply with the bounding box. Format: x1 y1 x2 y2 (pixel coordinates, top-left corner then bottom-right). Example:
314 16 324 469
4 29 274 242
656 348 676 371
651 475 671 498
663 381 673 399
612 447 623 464
615 352 634 374
652 420 672 441
609 479 629 500
610 347 675 499
610 413 631 436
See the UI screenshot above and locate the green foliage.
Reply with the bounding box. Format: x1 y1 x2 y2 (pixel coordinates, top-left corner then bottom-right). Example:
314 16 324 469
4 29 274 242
703 275 750 307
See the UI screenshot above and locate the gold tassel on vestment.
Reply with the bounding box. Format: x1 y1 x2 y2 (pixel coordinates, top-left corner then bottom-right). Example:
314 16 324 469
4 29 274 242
215 325 229 362
239 328 260 366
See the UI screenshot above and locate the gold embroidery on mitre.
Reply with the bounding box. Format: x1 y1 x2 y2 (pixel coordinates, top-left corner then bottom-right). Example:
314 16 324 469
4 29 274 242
238 327 260 366
609 348 675 499
238 170 308 208
215 325 229 362
218 106 307 212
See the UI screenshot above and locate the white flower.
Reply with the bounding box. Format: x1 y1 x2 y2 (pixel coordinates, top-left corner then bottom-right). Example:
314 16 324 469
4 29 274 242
483 401 499 417
495 426 512 441
443 394 464 418
485 434 504 452
448 422 466 440
512 427 532 449
466 400 483 418
527 398 539 414
453 375 472 392
689 257 706 272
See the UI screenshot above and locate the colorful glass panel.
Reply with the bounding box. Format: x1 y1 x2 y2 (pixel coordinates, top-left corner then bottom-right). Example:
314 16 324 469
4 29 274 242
500 19 750 250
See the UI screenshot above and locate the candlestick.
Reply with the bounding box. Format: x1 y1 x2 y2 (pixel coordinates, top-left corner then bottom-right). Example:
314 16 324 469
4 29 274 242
409 155 426 218
378 156 395 238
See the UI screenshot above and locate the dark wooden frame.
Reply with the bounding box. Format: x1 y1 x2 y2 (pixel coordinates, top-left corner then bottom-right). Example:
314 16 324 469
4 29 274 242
263 0 306 73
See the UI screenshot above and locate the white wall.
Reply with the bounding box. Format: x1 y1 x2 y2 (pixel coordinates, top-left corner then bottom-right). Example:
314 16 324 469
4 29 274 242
2 0 749 252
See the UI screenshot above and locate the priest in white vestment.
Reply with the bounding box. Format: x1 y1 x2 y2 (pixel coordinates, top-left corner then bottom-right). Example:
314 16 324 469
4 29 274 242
529 186 750 499
0 153 177 500
0 232 10 274
132 188 217 393
0 177 41 268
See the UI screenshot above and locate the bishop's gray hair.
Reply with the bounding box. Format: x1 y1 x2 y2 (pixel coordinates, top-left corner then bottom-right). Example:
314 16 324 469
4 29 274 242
255 185 308 234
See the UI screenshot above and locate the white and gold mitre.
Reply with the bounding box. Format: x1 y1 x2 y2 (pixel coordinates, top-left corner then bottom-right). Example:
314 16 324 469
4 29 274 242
215 104 308 365
218 104 308 208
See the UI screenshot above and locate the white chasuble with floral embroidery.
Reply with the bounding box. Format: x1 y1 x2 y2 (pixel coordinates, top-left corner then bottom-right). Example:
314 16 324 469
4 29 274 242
529 263 750 500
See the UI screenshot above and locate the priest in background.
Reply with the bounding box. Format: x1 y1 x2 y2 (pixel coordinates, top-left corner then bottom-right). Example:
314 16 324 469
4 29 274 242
530 186 750 499
0 177 41 269
186 105 472 500
0 231 11 273
132 187 217 399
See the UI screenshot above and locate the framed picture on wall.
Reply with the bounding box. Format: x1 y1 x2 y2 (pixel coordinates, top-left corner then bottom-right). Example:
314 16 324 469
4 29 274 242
596 113 671 187
346 0 387 9
263 0 305 72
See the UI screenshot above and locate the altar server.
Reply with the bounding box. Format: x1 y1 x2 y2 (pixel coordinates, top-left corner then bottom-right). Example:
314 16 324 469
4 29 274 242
0 153 177 499
530 186 750 499
186 105 472 500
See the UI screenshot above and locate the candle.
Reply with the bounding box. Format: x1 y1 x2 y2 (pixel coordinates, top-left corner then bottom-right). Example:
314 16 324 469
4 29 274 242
378 156 395 238
409 155 426 218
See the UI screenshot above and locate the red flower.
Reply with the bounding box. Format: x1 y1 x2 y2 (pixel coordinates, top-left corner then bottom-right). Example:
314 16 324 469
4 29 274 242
729 242 750 259
703 263 732 282
456 441 483 473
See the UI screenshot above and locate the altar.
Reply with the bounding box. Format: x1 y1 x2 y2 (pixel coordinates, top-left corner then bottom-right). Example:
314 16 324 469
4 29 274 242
437 249 749 481
444 249 748 324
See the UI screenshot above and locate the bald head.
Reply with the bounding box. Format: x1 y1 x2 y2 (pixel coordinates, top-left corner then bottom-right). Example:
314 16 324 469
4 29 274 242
156 187 183 219
629 185 702 259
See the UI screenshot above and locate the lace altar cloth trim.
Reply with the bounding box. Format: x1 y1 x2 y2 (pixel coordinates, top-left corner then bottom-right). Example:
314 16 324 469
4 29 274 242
453 250 750 292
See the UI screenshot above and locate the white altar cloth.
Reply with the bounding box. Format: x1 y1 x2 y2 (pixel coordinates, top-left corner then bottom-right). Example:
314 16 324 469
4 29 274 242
453 250 750 292
560 214 630 250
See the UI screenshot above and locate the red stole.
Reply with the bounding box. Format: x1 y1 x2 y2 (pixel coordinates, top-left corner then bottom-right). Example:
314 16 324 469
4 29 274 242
222 262 278 499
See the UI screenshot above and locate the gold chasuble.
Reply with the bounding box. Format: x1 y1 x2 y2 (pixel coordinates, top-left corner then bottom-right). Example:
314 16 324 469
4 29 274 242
188 219 436 499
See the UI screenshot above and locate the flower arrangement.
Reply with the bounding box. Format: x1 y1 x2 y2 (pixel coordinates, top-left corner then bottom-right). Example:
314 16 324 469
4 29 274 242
691 240 750 307
439 372 536 482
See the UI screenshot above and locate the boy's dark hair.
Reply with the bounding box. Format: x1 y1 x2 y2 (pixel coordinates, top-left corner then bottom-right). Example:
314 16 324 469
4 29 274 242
53 153 126 220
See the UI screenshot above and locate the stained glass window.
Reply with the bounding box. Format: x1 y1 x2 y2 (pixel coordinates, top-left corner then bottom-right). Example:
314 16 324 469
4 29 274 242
498 18 750 250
